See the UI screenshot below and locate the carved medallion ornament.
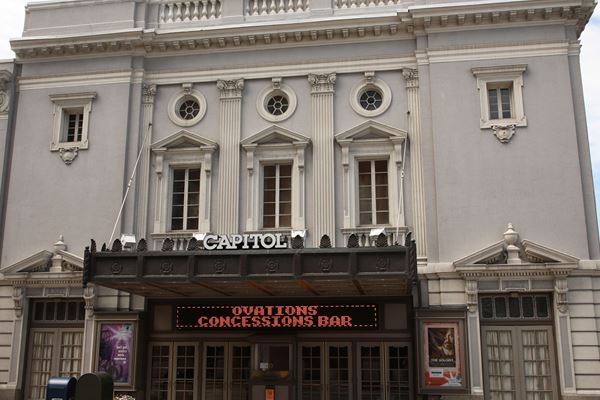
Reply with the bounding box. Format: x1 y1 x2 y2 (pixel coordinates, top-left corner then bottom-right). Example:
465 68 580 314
320 257 333 273
59 147 79 165
266 258 279 274
217 79 244 99
375 256 390 272
111 262 123 275
308 73 336 93
491 124 517 144
160 262 173 274
401 68 419 88
214 260 227 274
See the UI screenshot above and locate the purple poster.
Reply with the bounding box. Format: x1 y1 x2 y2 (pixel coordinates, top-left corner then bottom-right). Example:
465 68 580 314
97 323 133 383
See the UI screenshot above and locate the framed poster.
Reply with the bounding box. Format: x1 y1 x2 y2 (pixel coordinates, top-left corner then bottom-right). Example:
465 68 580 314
94 314 140 389
416 310 468 394
423 322 462 387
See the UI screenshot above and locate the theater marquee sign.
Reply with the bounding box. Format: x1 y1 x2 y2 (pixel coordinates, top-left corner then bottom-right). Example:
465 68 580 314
176 304 378 329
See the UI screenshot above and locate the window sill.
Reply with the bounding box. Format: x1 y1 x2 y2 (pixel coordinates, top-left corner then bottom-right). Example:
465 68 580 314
480 117 527 129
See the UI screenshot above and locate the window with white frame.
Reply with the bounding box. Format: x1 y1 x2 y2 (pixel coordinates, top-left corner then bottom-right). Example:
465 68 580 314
171 167 201 231
335 121 407 241
49 92 96 151
151 130 216 238
472 65 527 129
263 163 292 228
241 125 309 233
358 159 389 226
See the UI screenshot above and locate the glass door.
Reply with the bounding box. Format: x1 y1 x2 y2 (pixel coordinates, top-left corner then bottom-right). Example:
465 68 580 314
482 326 558 400
203 343 252 400
327 344 352 400
148 342 198 400
357 343 411 400
25 328 84 400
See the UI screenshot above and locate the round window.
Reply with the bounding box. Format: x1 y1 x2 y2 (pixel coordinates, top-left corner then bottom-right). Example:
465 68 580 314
359 89 383 111
257 84 297 123
350 78 392 117
167 89 207 127
266 95 289 116
178 99 200 120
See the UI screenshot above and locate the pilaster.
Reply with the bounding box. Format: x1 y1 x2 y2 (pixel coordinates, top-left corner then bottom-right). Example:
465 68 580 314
135 83 157 238
82 284 96 373
216 79 244 234
402 68 427 261
465 279 484 396
553 274 577 395
8 287 27 391
308 73 336 246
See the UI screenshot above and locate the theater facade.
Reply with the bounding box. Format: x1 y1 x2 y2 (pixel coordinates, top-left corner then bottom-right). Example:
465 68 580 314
0 0 599 399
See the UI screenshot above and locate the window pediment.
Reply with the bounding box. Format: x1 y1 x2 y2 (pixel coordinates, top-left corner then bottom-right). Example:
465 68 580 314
151 130 218 151
335 120 407 145
241 125 310 149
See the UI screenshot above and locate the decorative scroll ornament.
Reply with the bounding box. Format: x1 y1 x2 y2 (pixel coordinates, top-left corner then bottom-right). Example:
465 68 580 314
0 91 8 114
465 279 478 313
554 277 569 313
0 70 11 114
111 262 123 275
217 79 244 98
58 147 79 165
12 287 24 319
401 68 419 88
491 124 517 144
142 83 157 104
308 73 336 93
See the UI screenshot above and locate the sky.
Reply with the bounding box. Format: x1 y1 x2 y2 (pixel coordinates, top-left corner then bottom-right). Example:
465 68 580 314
0 0 599 222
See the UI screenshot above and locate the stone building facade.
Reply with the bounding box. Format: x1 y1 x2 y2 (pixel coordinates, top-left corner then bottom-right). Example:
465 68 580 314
0 0 598 399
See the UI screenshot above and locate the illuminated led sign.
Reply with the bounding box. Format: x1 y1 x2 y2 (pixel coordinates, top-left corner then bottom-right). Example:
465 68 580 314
176 304 378 329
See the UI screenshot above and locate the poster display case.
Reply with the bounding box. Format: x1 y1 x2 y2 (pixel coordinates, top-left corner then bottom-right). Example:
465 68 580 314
93 313 140 388
416 309 469 394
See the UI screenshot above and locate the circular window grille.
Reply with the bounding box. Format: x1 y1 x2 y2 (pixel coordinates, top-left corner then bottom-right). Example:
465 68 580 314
266 95 289 116
178 99 200 120
359 89 383 111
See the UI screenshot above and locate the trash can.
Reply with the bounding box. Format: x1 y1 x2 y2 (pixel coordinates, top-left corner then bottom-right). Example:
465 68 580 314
75 372 113 400
46 376 77 400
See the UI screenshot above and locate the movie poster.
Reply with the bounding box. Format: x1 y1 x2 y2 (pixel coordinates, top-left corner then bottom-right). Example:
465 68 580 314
423 321 462 388
97 323 133 384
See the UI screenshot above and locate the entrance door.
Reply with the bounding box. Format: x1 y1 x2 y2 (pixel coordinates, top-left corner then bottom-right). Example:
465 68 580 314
299 342 410 400
482 326 559 400
203 343 252 400
25 328 84 400
299 343 353 400
148 342 198 400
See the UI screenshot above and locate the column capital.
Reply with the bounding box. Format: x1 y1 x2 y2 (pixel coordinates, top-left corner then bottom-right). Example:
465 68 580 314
217 78 244 99
142 83 157 104
401 68 419 88
308 73 336 93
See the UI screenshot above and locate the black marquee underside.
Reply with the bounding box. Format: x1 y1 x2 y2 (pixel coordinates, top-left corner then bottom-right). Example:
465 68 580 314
84 240 417 299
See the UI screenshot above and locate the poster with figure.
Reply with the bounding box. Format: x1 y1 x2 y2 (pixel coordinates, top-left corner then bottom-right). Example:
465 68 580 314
97 323 133 384
423 321 462 388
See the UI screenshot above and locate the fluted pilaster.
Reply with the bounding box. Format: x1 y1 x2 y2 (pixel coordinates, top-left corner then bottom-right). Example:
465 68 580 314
402 68 427 261
309 73 336 245
216 79 244 234
134 83 157 238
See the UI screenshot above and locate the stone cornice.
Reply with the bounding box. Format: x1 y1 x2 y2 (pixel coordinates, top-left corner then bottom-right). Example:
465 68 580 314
9 1 594 60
